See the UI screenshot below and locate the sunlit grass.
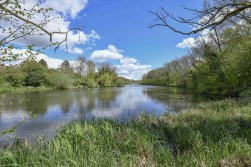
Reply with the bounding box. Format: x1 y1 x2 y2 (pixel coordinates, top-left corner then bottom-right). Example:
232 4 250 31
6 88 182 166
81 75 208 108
0 100 250 166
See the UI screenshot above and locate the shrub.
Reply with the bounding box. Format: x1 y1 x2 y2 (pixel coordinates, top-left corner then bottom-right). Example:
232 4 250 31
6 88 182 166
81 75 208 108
5 67 26 87
25 71 44 87
97 73 112 87
46 72 70 89
82 78 97 88
21 60 46 87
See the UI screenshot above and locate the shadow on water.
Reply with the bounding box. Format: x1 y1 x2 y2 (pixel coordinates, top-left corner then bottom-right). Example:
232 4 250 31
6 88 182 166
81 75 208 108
143 86 211 112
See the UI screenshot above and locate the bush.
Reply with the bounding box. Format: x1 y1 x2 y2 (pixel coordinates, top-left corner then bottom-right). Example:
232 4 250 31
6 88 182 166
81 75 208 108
97 73 112 87
25 71 44 87
83 78 97 88
46 72 70 89
5 67 26 87
21 60 46 87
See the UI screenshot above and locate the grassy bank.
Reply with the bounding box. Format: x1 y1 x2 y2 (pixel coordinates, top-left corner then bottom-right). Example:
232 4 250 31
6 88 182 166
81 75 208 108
0 85 54 94
0 84 88 94
0 100 250 166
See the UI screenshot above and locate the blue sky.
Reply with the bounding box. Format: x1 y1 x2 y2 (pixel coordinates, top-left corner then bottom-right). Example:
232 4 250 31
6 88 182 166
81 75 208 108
78 0 201 67
3 0 203 79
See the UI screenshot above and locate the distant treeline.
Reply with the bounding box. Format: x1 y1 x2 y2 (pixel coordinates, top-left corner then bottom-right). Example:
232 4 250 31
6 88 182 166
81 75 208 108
0 57 132 91
142 26 251 97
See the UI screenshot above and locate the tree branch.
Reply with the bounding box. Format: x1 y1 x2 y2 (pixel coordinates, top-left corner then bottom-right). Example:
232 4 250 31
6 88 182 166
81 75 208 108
149 1 251 35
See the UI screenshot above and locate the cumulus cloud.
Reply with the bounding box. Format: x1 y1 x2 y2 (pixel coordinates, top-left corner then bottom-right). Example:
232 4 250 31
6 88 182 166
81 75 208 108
116 63 152 80
35 54 76 69
90 45 124 61
35 54 66 69
176 37 196 48
68 47 84 54
0 48 75 68
120 57 137 64
91 45 152 80
42 0 89 19
176 28 213 49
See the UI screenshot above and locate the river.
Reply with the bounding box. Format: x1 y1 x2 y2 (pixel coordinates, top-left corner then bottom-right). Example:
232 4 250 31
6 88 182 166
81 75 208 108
0 84 207 146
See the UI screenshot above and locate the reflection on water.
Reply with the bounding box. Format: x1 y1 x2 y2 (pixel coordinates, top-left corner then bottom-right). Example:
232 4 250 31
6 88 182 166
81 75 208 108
0 85 207 146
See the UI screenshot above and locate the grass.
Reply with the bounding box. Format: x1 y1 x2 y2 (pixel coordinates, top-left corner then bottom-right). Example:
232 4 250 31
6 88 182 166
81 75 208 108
0 100 250 166
0 84 54 94
0 84 89 95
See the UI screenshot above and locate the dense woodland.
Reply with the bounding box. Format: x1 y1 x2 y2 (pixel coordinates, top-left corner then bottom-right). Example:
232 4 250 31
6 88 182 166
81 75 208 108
142 26 251 97
0 57 131 91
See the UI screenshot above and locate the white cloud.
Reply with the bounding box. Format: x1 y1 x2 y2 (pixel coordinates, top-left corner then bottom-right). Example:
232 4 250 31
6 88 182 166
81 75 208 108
0 48 75 69
120 57 137 64
90 45 124 61
176 28 217 49
35 54 75 69
68 47 84 54
35 54 66 69
116 63 152 80
91 45 152 80
176 37 196 48
117 70 129 74
42 0 89 19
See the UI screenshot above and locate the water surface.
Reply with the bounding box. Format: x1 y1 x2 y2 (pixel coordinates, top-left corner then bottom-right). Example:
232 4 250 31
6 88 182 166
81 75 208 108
0 85 207 146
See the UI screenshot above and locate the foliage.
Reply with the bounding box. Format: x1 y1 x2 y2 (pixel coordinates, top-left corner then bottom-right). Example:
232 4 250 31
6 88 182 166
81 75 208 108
76 56 86 75
59 60 72 73
222 35 251 93
4 67 26 87
86 60 96 77
142 26 251 97
81 78 98 88
21 60 46 87
97 62 117 75
95 62 124 87
0 58 128 93
46 72 70 90
97 73 113 87
39 59 48 68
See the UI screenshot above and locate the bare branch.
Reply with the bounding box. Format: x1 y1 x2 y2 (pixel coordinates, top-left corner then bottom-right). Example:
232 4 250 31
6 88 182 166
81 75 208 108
149 0 251 35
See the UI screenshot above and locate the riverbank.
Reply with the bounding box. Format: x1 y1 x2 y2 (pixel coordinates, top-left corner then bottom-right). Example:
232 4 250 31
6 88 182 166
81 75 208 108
0 84 92 94
0 85 54 94
0 100 250 166
0 83 128 95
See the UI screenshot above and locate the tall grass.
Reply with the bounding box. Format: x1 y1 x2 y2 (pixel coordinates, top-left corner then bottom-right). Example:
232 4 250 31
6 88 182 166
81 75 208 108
0 100 250 166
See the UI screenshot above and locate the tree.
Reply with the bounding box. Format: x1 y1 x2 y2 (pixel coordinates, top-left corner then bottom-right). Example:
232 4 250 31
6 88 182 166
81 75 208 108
150 0 251 35
96 62 120 87
0 0 81 62
222 34 251 94
86 60 96 76
97 62 116 75
21 60 46 87
4 66 26 87
39 59 48 68
76 56 86 75
59 60 71 73
97 73 112 87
